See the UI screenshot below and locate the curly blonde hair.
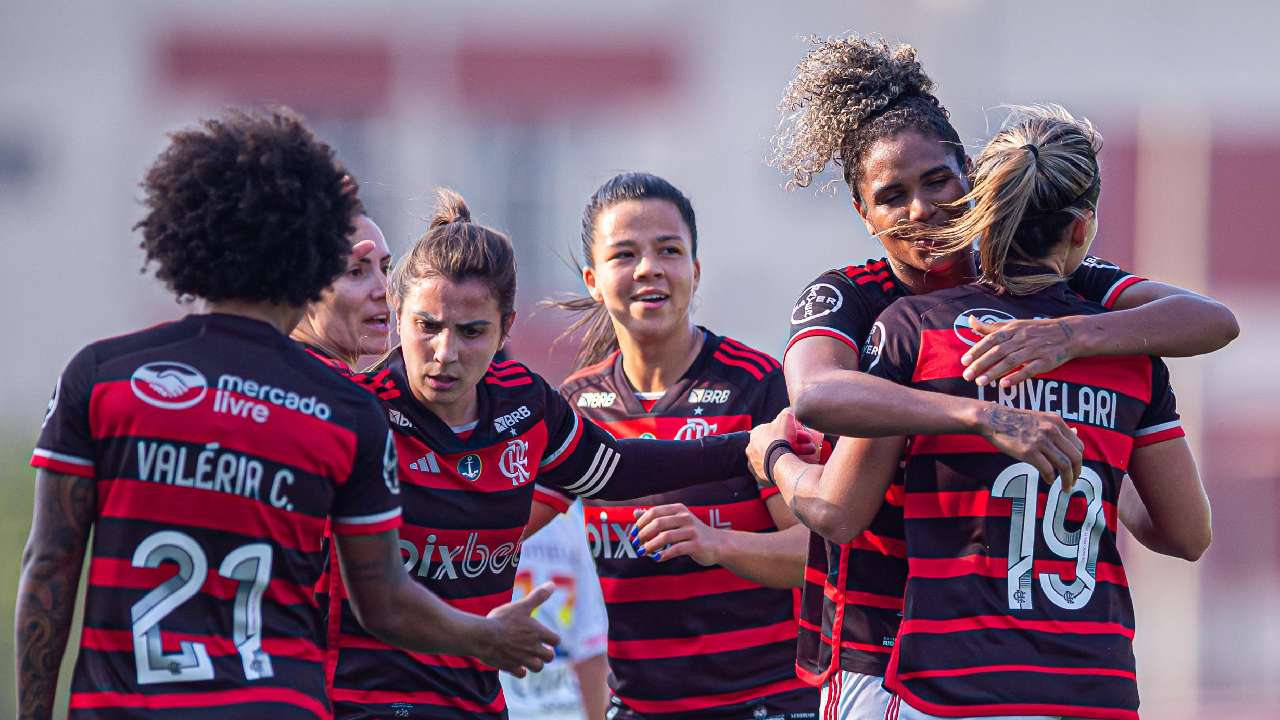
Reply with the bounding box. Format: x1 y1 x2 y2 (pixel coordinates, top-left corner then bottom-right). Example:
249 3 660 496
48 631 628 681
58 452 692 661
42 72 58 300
770 35 963 198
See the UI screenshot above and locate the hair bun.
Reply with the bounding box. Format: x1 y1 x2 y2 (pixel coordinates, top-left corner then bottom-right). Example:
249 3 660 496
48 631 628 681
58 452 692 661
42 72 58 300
429 187 472 229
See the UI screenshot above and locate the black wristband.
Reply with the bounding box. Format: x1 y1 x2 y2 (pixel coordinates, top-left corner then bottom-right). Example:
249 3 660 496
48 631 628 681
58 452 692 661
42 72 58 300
762 439 795 487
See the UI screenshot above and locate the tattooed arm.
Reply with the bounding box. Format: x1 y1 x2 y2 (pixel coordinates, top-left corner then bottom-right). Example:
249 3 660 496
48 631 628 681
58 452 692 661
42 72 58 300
16 470 96 720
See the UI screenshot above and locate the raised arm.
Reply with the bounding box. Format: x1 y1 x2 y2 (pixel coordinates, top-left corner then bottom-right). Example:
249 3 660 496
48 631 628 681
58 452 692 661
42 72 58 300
334 531 560 677
16 470 96 720
960 281 1239 388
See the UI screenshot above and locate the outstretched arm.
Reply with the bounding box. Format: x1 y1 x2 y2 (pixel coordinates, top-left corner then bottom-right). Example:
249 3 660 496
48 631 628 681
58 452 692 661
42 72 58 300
1122 438 1212 561
335 531 560 677
960 281 1239 387
16 470 96 720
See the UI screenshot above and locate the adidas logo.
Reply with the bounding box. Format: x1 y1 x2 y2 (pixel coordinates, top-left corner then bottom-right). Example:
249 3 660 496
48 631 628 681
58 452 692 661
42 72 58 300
408 453 441 473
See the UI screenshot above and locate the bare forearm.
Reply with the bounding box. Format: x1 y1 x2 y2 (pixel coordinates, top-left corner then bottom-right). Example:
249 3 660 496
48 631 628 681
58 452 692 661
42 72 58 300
1075 295 1238 358
710 524 807 589
573 653 610 720
15 555 81 720
793 369 981 438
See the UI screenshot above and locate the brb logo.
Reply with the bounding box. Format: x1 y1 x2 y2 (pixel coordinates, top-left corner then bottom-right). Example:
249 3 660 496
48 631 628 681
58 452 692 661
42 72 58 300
674 418 717 440
688 388 731 404
130 361 208 410
953 308 1017 347
499 439 531 486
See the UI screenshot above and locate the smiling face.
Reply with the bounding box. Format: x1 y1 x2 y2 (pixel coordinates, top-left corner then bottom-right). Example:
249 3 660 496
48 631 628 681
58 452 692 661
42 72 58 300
854 130 971 274
583 199 700 345
397 274 511 426
302 215 392 361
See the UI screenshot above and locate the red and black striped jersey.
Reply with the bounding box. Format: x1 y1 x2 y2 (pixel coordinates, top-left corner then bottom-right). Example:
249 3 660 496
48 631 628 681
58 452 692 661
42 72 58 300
543 330 819 720
784 254 1145 684
30 313 402 720
863 270 1184 719
326 349 745 720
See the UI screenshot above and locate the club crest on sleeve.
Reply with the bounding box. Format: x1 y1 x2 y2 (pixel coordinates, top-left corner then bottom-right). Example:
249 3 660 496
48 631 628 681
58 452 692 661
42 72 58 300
42 377 61 428
499 439 531 486
953 308 1016 347
457 453 483 482
130 361 208 410
863 321 886 370
382 430 400 494
791 283 843 325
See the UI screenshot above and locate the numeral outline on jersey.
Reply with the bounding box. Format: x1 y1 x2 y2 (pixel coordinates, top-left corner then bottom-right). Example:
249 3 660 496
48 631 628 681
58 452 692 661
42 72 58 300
130 530 275 684
991 463 1106 611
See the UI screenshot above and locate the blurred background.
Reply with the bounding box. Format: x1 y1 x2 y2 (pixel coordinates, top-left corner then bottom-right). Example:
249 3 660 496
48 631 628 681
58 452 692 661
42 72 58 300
2 0 1277 717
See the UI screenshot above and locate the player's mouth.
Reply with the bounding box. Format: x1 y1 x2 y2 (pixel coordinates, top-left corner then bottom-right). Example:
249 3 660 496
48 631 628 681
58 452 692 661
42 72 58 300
630 289 670 309
425 374 459 391
362 313 390 333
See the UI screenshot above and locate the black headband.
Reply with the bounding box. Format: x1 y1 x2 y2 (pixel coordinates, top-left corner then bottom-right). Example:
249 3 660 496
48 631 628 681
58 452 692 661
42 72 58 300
1022 157 1100 220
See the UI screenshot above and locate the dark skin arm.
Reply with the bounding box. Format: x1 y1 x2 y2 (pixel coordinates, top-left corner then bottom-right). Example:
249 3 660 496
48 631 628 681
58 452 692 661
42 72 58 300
1121 438 1212 561
16 470 96 720
335 531 561 677
786 337 1083 487
960 281 1239 388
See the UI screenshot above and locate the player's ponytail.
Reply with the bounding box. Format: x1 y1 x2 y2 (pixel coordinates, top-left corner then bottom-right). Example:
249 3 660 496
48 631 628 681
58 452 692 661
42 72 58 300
389 187 517 318
552 172 698 371
925 104 1102 295
770 35 963 199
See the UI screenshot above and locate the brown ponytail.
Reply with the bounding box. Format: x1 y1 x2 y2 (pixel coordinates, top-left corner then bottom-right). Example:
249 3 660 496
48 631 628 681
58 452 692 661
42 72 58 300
388 187 516 317
924 104 1102 295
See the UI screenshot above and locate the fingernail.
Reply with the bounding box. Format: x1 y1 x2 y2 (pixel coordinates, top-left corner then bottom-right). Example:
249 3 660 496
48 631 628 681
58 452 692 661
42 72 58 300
628 527 637 540
977 376 988 385
636 546 646 557
652 552 662 561
961 355 972 364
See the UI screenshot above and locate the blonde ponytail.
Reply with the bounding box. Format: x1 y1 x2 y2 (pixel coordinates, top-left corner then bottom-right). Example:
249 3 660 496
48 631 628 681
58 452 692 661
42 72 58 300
925 104 1102 295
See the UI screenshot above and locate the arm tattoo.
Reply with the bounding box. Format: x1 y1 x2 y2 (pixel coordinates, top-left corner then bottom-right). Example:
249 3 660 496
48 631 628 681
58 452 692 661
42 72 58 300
985 406 1038 445
1054 320 1074 363
787 467 817 526
16 472 95 720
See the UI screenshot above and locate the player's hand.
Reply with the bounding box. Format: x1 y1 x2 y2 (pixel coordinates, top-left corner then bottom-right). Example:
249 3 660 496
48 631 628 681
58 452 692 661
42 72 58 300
977 404 1083 490
630 504 722 565
748 409 821 480
960 315 1081 388
481 582 560 678
349 239 376 263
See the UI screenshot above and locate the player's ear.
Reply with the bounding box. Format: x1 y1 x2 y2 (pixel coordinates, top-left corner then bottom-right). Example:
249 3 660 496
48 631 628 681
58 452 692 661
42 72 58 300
500 312 517 343
852 196 875 237
583 265 603 303
691 257 701 293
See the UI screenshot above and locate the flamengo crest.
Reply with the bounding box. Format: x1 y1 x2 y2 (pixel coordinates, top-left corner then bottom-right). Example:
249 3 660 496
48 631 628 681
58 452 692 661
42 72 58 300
499 439 531 486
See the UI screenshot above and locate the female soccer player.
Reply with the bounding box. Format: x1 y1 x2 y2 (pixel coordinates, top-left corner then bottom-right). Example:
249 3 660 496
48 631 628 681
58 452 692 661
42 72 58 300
324 189 807 720
528 172 817 720
290 206 393 371
759 104 1211 720
768 36 1237 719
16 109 560 720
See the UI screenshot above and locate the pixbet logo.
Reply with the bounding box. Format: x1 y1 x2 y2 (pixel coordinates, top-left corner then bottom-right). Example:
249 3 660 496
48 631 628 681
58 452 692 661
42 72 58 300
499 439 531 486
399 532 521 580
130 362 208 410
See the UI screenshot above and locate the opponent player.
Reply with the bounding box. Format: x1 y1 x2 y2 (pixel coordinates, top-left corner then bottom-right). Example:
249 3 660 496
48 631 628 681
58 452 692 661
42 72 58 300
15 110 560 720
527 172 817 719
768 36 1237 718
324 189 809 720
759 104 1211 719
290 203 393 372
500 500 610 720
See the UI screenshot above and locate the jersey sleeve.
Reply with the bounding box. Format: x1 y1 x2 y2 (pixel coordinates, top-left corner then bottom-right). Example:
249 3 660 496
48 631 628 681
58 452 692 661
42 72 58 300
1133 357 1185 448
786 272 875 360
330 399 403 535
31 345 98 478
1067 255 1147 309
859 300 921 386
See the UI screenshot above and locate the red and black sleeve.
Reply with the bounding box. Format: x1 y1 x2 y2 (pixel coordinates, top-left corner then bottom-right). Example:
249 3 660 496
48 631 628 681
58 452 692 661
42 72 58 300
536 379 748 501
1067 255 1147 309
786 271 877 362
30 345 97 478
330 396 403 536
1133 358 1185 448
859 300 922 385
